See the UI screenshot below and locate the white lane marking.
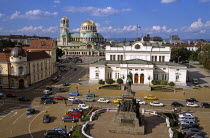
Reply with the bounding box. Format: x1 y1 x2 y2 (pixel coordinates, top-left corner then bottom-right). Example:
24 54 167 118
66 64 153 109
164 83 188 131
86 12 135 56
26 115 32 118
12 112 25 125
10 112 17 118
29 107 49 138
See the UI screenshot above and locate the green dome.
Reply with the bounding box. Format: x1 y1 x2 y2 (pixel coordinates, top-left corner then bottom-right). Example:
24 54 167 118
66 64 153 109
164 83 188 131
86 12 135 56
70 33 80 38
83 33 104 38
61 32 68 36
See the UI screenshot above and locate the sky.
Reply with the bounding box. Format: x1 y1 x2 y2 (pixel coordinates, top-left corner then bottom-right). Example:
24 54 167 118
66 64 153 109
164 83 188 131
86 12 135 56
0 0 210 39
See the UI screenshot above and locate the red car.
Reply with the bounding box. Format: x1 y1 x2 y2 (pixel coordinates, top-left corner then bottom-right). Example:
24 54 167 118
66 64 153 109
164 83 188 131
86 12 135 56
6 93 17 97
54 96 67 100
66 112 82 119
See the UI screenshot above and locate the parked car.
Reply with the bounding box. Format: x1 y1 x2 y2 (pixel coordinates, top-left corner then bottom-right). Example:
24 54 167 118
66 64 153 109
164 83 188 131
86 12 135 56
68 97 77 101
6 93 17 97
54 96 67 100
72 99 83 104
44 127 71 137
186 102 199 107
0 93 4 98
44 99 56 104
53 127 72 136
59 88 67 92
171 102 184 107
86 93 95 97
26 108 35 114
97 98 110 103
192 78 199 84
181 128 203 135
136 99 146 105
179 113 195 118
62 116 76 122
18 97 31 102
41 95 53 100
180 120 196 125
69 91 79 96
85 97 94 102
43 87 53 95
78 104 89 109
150 101 164 107
68 107 83 113
66 112 82 119
144 95 157 100
63 83 70 86
43 114 51 123
201 102 210 108
113 98 122 103
181 123 199 129
178 116 196 122
51 76 58 81
186 98 198 103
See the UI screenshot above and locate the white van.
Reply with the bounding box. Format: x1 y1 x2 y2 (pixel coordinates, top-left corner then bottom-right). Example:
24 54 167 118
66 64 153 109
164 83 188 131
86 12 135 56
192 78 198 84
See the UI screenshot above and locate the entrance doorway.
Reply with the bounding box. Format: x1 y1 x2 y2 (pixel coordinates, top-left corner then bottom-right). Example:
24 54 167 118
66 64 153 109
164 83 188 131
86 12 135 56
19 79 24 89
140 74 144 84
134 74 138 83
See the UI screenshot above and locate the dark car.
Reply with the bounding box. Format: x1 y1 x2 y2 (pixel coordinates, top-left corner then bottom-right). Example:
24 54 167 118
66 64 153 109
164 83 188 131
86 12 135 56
85 97 95 102
63 83 70 86
26 108 35 114
171 102 184 107
6 93 17 97
18 97 31 102
44 130 70 138
44 99 56 104
43 114 51 123
59 88 67 92
186 98 198 103
201 102 210 108
54 96 67 100
182 128 203 136
41 95 53 100
72 99 84 104
62 116 76 122
46 87 52 91
181 123 199 129
73 68 77 71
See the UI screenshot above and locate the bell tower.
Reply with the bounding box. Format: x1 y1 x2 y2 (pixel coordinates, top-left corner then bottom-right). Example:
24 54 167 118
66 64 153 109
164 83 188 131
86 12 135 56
60 17 69 45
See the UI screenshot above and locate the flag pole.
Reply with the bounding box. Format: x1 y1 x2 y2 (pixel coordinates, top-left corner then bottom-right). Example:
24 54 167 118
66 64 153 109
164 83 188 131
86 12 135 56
137 24 139 40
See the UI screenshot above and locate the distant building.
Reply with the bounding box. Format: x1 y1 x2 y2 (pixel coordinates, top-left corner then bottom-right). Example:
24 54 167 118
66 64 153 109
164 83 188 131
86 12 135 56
169 35 180 44
57 17 106 57
170 41 204 51
89 38 187 86
0 40 57 89
0 35 51 46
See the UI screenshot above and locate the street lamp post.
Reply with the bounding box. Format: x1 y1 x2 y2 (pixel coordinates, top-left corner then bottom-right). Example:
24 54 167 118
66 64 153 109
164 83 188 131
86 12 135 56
178 56 181 63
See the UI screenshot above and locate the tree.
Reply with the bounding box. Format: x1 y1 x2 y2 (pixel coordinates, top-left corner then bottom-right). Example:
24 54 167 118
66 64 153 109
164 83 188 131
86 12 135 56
117 78 123 85
98 79 105 85
198 44 210 70
0 40 19 51
105 78 115 85
56 48 64 61
152 36 163 41
168 81 175 87
170 47 192 63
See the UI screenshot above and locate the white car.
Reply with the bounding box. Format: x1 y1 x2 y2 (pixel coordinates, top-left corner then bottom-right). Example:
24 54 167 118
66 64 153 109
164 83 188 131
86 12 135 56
78 104 90 109
68 97 78 101
136 99 146 105
97 98 110 103
186 102 199 107
43 90 52 95
179 113 194 118
150 101 164 107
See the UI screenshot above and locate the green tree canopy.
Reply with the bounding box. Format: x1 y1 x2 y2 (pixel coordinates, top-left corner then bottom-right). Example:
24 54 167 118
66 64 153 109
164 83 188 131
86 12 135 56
198 44 210 70
0 40 21 51
56 48 64 61
170 47 192 63
152 36 163 41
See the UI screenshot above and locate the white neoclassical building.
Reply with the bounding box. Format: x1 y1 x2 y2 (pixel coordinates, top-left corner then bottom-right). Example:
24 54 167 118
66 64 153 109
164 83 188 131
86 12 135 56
89 38 187 86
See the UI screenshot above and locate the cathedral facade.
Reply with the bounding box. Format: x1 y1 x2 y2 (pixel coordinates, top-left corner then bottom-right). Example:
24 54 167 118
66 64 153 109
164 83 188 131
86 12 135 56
57 17 105 57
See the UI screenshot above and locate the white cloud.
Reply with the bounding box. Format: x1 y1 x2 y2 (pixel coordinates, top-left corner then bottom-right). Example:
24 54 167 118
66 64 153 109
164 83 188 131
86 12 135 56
0 13 4 18
64 6 132 16
53 0 60 3
161 0 178 3
10 10 58 20
190 18 203 29
17 26 58 33
200 30 206 34
151 25 176 33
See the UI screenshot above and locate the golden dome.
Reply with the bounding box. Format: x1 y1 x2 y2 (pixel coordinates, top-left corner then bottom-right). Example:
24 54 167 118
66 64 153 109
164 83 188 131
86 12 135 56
81 20 95 26
61 16 68 21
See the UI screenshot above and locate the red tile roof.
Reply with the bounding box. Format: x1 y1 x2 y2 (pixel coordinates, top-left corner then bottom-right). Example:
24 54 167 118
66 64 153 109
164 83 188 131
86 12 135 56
0 52 10 62
27 51 51 61
29 40 56 49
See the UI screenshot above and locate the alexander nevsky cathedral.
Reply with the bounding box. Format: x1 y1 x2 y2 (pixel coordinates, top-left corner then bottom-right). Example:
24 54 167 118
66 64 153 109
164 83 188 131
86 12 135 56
57 17 106 57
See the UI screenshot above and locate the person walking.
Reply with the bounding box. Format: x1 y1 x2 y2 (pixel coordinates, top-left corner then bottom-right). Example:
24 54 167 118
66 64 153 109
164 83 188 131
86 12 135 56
65 101 67 106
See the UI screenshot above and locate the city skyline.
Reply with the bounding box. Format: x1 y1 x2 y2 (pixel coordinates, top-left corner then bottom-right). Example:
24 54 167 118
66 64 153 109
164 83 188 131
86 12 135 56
0 0 210 39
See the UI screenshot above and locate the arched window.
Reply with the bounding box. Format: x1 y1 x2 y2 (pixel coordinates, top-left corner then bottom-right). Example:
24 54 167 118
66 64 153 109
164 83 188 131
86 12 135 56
0 66 2 74
11 79 15 87
19 66 24 75
11 66 14 74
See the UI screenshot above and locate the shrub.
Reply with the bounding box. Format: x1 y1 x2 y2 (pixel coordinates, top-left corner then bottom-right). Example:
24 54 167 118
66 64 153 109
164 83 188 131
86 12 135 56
98 79 105 85
160 80 167 85
105 78 115 85
151 80 158 85
168 81 175 87
117 78 123 85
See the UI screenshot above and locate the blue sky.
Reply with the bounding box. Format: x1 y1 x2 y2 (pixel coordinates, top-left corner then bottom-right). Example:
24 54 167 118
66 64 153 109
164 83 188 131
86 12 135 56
0 0 210 39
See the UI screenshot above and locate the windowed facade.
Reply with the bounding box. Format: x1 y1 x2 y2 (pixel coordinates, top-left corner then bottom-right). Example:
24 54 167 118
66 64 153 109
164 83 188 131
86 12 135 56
95 73 99 79
154 74 158 80
18 66 24 75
